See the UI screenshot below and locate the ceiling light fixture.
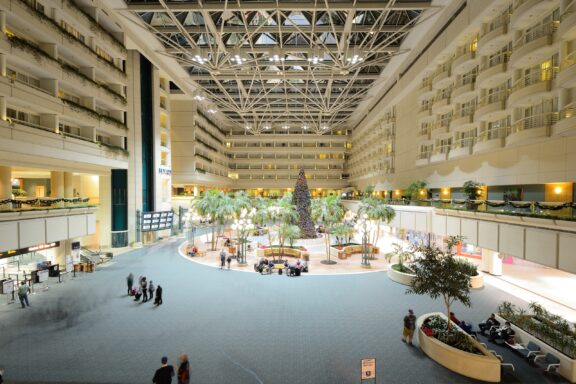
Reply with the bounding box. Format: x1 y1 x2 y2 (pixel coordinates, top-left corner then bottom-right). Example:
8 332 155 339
346 47 364 65
191 49 209 64
268 47 285 63
282 123 289 130
245 124 252 130
263 124 271 130
192 90 205 101
207 104 217 114
230 49 247 65
302 124 309 130
307 48 325 65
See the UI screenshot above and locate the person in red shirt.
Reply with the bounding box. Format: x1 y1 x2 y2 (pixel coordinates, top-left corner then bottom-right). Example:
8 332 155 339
449 312 461 325
421 318 434 337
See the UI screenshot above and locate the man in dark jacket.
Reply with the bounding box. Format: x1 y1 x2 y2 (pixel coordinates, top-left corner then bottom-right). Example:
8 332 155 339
152 356 174 384
154 285 163 306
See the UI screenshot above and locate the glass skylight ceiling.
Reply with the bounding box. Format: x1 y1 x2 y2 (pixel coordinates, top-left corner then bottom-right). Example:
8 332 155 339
127 1 431 134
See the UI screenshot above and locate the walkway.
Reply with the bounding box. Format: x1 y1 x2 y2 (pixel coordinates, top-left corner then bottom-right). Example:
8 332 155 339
0 238 568 384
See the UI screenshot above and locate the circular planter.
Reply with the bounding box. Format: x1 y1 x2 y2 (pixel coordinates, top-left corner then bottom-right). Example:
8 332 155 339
387 264 415 286
469 271 484 289
417 313 501 382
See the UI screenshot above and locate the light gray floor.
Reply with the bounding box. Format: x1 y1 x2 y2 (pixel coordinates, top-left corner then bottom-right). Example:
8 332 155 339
0 238 568 384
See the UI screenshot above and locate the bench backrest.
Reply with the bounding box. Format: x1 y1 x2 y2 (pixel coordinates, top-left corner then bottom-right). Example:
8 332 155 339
546 353 560 365
526 341 540 352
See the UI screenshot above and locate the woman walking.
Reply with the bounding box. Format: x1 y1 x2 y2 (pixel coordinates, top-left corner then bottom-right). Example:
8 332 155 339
177 353 190 384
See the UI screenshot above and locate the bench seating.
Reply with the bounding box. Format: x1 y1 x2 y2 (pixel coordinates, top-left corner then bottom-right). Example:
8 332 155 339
331 245 379 259
257 247 309 259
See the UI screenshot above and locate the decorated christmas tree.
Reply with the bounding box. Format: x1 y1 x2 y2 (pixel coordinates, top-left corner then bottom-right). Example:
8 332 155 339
292 168 317 239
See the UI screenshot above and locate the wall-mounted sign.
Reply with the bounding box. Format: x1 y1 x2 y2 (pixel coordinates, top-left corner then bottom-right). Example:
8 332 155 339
141 211 174 232
0 242 60 260
158 167 172 176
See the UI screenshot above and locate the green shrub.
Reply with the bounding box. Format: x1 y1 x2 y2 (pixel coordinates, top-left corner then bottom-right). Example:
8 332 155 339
427 315 482 355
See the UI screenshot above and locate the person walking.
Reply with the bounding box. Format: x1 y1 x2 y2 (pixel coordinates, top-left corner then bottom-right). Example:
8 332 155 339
177 353 190 384
154 285 163 306
152 356 175 384
148 280 155 302
17 281 30 308
402 309 417 346
220 249 226 270
141 277 148 302
126 273 134 295
226 255 232 270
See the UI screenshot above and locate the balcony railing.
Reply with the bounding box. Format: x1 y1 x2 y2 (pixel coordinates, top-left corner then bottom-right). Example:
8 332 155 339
559 102 576 120
514 22 556 49
452 138 475 149
417 151 432 160
509 112 559 134
0 197 94 212
482 51 511 70
433 144 451 155
481 14 509 37
511 68 557 93
561 50 576 70
476 127 508 142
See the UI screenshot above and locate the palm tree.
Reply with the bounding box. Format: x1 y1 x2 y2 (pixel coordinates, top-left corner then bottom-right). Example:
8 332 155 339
192 190 221 250
281 224 301 260
311 195 344 264
216 193 235 239
331 223 356 246
359 197 395 259
232 191 251 215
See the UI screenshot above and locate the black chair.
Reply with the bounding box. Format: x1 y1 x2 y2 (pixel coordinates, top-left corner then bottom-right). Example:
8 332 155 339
533 353 560 373
507 341 542 360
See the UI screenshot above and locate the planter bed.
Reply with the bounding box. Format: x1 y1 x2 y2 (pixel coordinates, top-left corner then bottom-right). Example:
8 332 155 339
256 246 309 260
329 244 379 260
418 312 501 382
387 264 415 285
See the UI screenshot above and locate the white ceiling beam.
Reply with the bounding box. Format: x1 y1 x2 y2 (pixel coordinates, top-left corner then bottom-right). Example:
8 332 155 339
125 2 432 12
151 24 411 34
165 45 400 54
188 73 380 80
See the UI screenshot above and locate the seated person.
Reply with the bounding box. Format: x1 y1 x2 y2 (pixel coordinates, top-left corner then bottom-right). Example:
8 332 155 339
489 321 515 342
188 245 198 256
458 320 477 337
479 313 500 336
421 318 434 337
224 238 231 247
449 312 461 325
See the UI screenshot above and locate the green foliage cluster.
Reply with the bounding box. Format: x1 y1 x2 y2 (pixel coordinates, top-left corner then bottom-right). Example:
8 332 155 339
462 180 484 200
427 315 482 355
498 301 576 358
405 180 427 200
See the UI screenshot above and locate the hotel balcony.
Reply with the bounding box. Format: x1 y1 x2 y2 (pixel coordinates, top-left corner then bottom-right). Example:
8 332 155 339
552 102 576 136
430 122 451 139
418 80 435 99
510 23 558 70
478 21 511 56
557 51 576 88
429 146 450 163
416 106 433 121
506 112 557 146
432 67 454 90
416 127 431 141
477 59 510 89
448 139 474 160
473 128 506 154
452 51 479 75
508 74 553 108
510 0 560 30
431 96 452 114
449 113 475 131
451 81 477 103
475 95 508 121
558 4 576 39
415 153 431 167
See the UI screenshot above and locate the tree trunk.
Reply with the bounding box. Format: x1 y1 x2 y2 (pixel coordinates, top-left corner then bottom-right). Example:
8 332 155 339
325 232 331 263
211 220 216 251
445 298 451 333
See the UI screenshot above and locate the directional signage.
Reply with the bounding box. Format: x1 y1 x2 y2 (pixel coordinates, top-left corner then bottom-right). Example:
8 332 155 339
141 211 174 232
361 358 376 380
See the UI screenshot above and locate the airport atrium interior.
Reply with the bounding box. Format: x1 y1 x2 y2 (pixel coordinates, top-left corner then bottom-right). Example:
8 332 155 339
1 0 576 383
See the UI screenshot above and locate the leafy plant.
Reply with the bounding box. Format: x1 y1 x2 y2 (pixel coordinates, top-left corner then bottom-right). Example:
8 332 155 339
427 315 482 354
331 223 355 246
462 180 484 200
358 197 395 258
454 258 478 277
407 236 471 332
405 180 427 200
311 195 344 264
385 243 414 271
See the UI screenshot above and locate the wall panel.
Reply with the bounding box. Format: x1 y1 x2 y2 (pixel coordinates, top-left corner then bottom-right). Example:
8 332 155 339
46 216 68 243
0 222 18 252
525 229 557 268
446 216 461 237
478 221 499 251
559 233 576 274
68 215 88 238
19 219 46 248
499 224 525 258
460 219 478 245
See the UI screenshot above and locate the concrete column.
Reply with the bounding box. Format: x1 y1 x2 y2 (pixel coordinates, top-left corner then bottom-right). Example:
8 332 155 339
0 54 6 77
480 248 502 276
0 11 5 33
40 114 59 133
98 174 111 248
50 171 64 198
39 43 58 60
0 165 11 199
0 96 6 121
64 172 74 198
39 78 58 97
79 67 96 81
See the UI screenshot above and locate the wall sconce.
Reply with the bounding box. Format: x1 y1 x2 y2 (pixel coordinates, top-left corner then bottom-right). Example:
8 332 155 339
442 188 449 196
554 186 562 194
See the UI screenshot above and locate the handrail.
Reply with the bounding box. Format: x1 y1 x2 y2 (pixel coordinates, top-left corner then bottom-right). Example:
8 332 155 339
511 68 557 92
509 112 559 134
514 22 556 48
452 138 475 149
478 90 508 106
481 51 510 70
433 144 451 155
559 102 576 120
476 127 508 142
561 50 576 70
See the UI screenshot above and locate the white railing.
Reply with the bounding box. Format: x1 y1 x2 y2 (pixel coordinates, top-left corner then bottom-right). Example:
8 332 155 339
509 112 559 134
452 138 475 149
482 51 510 70
476 127 508 142
561 0 576 19
433 144 451 155
479 89 508 106
514 22 556 49
511 68 557 92
561 50 576 70
417 151 432 160
560 102 576 120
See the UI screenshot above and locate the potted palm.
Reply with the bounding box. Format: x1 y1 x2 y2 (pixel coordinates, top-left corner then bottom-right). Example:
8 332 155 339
462 180 484 210
311 195 344 265
384 243 416 285
358 197 395 259
405 180 428 203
